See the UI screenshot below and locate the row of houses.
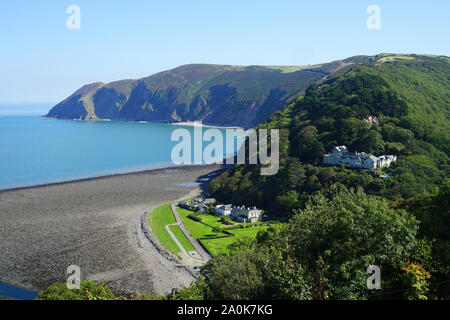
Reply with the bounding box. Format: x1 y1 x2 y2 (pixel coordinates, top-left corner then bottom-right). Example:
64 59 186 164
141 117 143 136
323 146 397 169
178 197 216 213
215 204 263 223
178 197 264 223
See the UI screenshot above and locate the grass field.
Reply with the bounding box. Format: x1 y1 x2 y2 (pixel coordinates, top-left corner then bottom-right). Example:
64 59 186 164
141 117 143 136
168 225 195 252
148 204 180 254
200 226 268 256
177 206 269 256
149 203 270 256
177 208 226 239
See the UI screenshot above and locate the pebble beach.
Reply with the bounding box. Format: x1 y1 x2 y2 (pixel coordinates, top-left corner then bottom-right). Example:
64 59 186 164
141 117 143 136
0 164 223 296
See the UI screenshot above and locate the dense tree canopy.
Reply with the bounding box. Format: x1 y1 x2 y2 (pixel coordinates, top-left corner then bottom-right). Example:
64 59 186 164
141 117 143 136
401 180 450 299
203 57 449 300
210 69 448 218
173 185 422 300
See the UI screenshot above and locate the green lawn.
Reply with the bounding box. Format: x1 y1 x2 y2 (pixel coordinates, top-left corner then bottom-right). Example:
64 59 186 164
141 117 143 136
229 227 267 238
200 226 268 256
177 208 226 239
177 205 269 256
196 214 223 228
168 225 195 252
148 204 180 254
149 203 272 257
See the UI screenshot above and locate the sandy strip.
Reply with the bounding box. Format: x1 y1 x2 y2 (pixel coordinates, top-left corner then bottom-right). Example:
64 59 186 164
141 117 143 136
0 164 223 296
169 121 244 130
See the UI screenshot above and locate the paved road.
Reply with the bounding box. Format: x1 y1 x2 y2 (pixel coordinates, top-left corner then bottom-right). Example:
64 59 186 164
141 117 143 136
170 204 211 260
165 224 188 256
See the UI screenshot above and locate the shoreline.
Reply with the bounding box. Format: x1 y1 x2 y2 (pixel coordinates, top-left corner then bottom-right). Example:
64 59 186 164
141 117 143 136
169 121 244 130
41 116 245 130
0 163 225 193
0 164 224 296
0 184 208 299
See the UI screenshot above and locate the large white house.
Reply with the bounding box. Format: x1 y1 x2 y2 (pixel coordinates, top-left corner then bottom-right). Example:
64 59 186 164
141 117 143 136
230 206 263 223
323 146 397 169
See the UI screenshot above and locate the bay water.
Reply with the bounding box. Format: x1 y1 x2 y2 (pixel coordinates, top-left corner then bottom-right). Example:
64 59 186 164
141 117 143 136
0 104 237 190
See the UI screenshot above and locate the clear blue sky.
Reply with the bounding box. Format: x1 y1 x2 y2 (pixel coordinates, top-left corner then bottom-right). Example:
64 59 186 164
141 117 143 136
0 0 449 103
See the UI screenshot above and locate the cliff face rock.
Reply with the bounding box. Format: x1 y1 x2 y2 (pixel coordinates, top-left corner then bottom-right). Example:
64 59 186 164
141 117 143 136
46 59 368 128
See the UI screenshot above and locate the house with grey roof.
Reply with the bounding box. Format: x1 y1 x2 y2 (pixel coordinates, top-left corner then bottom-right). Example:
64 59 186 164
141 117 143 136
215 204 233 216
323 146 397 169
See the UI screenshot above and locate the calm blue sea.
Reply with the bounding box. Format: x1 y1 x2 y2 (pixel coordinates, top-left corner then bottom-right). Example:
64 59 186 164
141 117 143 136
0 104 235 190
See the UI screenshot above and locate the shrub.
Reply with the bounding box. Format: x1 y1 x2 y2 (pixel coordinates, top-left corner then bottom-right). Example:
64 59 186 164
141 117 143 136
37 281 118 300
220 217 234 225
187 214 202 222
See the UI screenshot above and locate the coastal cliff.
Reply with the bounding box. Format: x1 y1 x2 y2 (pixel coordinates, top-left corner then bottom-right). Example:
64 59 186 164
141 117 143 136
46 59 364 128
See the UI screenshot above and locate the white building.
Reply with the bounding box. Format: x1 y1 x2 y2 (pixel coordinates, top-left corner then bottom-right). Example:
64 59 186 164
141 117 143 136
377 155 397 168
215 204 233 216
323 146 397 169
230 206 263 223
363 116 379 128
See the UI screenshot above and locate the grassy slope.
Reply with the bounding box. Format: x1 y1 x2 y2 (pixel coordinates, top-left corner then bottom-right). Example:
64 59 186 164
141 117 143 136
168 225 195 252
201 226 268 256
149 204 274 255
142 64 325 105
149 203 268 255
177 207 269 256
176 208 226 239
148 204 180 254
361 55 450 139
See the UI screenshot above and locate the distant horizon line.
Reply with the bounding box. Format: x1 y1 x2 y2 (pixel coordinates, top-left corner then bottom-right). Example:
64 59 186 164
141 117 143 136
0 102 56 106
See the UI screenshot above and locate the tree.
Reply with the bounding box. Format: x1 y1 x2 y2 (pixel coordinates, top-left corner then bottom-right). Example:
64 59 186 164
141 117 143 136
400 262 431 300
275 190 300 217
275 184 418 299
201 227 312 300
401 180 450 299
201 249 266 300
167 278 206 300
356 129 385 154
283 157 306 190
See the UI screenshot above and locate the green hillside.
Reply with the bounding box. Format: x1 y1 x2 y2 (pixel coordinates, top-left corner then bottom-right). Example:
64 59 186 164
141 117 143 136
362 55 449 150
196 54 450 301
210 54 449 215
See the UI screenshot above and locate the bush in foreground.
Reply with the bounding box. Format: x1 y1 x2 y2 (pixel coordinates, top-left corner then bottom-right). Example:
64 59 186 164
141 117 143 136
37 281 118 300
183 184 420 300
